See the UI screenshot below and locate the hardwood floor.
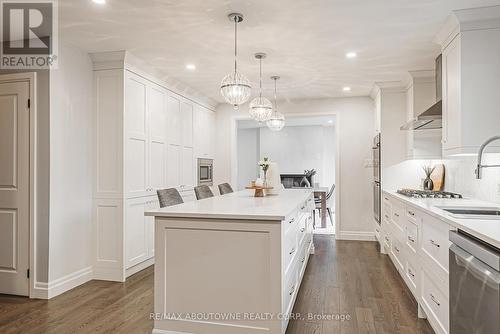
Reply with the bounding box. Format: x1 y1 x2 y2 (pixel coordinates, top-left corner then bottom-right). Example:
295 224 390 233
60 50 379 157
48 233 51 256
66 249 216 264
0 236 434 334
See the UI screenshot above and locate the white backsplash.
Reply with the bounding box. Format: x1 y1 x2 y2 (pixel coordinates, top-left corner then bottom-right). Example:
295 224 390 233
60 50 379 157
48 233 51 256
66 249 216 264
383 154 500 204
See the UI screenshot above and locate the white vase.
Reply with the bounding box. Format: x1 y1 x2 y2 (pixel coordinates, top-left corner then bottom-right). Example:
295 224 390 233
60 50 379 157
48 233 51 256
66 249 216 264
264 162 282 195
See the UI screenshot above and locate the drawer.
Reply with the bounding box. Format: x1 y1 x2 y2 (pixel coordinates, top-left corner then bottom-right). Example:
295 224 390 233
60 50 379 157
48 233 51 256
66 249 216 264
404 259 418 296
390 238 405 272
383 194 392 214
297 215 308 246
298 243 309 279
391 201 405 232
421 270 449 334
284 228 298 275
421 214 452 274
283 259 299 316
405 218 418 254
383 230 391 250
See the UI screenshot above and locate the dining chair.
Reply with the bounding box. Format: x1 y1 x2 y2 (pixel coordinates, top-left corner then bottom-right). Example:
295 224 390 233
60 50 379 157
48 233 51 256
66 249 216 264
194 185 214 200
313 184 335 227
157 188 184 208
218 183 234 195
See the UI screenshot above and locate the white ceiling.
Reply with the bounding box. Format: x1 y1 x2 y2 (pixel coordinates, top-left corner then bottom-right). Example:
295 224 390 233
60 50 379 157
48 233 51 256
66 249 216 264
60 0 500 103
238 115 336 129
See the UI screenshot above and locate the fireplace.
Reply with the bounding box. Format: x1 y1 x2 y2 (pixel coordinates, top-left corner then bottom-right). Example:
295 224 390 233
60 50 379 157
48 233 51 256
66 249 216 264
280 174 313 188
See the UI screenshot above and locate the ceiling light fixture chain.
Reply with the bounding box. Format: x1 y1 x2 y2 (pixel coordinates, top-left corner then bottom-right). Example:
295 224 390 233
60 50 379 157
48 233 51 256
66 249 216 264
220 13 251 109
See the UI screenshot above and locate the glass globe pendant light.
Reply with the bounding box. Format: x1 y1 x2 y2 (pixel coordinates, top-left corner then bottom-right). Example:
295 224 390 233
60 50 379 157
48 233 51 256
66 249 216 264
220 13 251 110
249 53 273 122
266 76 285 131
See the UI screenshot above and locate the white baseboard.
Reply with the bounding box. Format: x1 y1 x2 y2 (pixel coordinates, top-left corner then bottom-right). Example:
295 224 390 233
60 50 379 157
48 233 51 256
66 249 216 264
126 257 154 278
31 266 93 299
93 266 125 282
336 231 376 241
153 330 194 334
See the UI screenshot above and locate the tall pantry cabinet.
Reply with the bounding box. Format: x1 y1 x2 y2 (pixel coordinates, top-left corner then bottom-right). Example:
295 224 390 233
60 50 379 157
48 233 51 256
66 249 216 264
91 52 210 281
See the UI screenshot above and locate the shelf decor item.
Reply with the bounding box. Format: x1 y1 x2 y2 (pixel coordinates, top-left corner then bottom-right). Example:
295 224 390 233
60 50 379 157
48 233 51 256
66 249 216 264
259 157 271 185
245 185 273 197
220 13 251 109
249 53 273 122
266 76 285 131
422 165 436 191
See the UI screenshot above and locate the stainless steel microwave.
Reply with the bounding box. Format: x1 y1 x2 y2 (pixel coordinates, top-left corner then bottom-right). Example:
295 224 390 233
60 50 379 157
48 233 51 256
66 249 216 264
197 158 213 186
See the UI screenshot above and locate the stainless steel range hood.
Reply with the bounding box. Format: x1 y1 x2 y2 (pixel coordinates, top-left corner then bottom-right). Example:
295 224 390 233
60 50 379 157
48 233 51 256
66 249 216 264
401 55 442 131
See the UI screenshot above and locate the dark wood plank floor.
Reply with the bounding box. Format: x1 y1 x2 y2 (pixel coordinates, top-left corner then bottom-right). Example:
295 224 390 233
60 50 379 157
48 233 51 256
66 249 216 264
0 235 434 334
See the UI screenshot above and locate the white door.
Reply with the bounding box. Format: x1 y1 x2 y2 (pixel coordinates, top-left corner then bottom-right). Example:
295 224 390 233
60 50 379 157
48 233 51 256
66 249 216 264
125 197 149 268
167 144 181 187
181 147 194 186
0 79 30 296
181 101 193 148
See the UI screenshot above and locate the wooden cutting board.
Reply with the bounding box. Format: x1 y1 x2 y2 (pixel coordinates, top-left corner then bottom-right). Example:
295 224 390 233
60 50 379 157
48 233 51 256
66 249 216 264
431 164 445 191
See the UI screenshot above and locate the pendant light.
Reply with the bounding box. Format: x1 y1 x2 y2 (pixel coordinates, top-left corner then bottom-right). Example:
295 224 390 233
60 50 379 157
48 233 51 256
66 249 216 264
249 53 273 122
266 76 285 131
220 13 251 110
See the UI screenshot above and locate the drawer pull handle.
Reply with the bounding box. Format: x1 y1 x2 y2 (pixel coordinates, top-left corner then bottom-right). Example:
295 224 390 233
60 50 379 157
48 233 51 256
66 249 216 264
301 257 306 263
385 236 390 242
289 285 296 296
384 214 390 219
407 236 415 243
430 239 441 248
289 248 296 255
430 294 440 306
408 211 415 216
300 228 305 233
408 269 415 278
289 218 295 224
394 213 400 218
395 246 400 253
301 206 305 210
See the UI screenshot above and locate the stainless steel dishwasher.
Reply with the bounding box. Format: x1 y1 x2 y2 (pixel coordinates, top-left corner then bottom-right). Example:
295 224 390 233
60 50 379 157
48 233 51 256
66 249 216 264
449 231 500 334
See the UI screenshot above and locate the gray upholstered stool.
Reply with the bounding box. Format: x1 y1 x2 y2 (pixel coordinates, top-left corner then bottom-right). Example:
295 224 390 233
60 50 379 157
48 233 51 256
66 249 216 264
194 185 214 200
157 188 184 208
218 183 234 195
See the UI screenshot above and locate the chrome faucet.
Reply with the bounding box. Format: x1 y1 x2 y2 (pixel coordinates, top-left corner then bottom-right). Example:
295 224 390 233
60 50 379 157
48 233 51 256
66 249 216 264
475 135 500 179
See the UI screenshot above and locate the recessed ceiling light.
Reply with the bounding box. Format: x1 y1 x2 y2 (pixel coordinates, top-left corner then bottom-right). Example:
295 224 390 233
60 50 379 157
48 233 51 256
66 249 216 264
92 0 106 4
345 52 357 59
185 64 196 70
343 86 351 92
328 120 333 124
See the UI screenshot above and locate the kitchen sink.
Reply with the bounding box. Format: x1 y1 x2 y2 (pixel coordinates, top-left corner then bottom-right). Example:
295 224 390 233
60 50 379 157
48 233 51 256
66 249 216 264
437 206 500 220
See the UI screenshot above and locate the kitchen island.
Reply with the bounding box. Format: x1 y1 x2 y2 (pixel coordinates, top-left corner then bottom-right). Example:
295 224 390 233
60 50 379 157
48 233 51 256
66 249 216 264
145 189 315 334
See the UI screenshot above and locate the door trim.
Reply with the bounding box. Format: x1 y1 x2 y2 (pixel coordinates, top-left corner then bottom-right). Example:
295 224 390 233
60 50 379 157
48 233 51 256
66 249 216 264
0 72 37 298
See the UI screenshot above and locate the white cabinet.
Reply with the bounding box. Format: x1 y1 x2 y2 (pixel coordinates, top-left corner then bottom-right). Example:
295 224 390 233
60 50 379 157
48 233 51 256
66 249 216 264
92 52 207 282
193 105 216 158
381 193 455 334
437 10 500 156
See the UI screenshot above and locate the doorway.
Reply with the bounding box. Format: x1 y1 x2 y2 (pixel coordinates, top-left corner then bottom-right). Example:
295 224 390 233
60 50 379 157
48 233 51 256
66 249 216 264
236 115 336 235
0 74 34 296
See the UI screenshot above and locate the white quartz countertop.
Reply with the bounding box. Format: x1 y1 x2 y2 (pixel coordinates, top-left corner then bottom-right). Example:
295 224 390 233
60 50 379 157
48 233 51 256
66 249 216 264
145 189 313 221
383 190 500 248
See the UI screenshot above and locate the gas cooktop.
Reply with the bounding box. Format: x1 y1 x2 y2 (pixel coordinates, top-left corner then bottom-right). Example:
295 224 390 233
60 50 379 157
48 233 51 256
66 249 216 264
397 189 463 199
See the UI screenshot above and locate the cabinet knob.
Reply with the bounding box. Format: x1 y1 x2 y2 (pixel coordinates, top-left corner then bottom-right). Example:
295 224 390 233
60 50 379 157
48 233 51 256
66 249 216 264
407 236 415 243
430 293 440 306
289 218 295 224
289 248 296 255
289 285 296 296
430 239 441 248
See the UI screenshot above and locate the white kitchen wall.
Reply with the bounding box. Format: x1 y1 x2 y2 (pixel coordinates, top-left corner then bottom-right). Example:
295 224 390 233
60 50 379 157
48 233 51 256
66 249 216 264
48 41 93 288
216 97 375 240
383 154 500 204
236 125 336 190
237 128 260 190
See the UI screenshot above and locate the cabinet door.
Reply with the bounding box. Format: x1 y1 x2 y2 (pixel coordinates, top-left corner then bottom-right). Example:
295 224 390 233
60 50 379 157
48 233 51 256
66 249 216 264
181 146 194 186
125 197 149 268
125 73 148 198
167 94 182 146
145 197 158 258
442 35 461 152
148 84 167 191
181 101 193 148
167 144 181 187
